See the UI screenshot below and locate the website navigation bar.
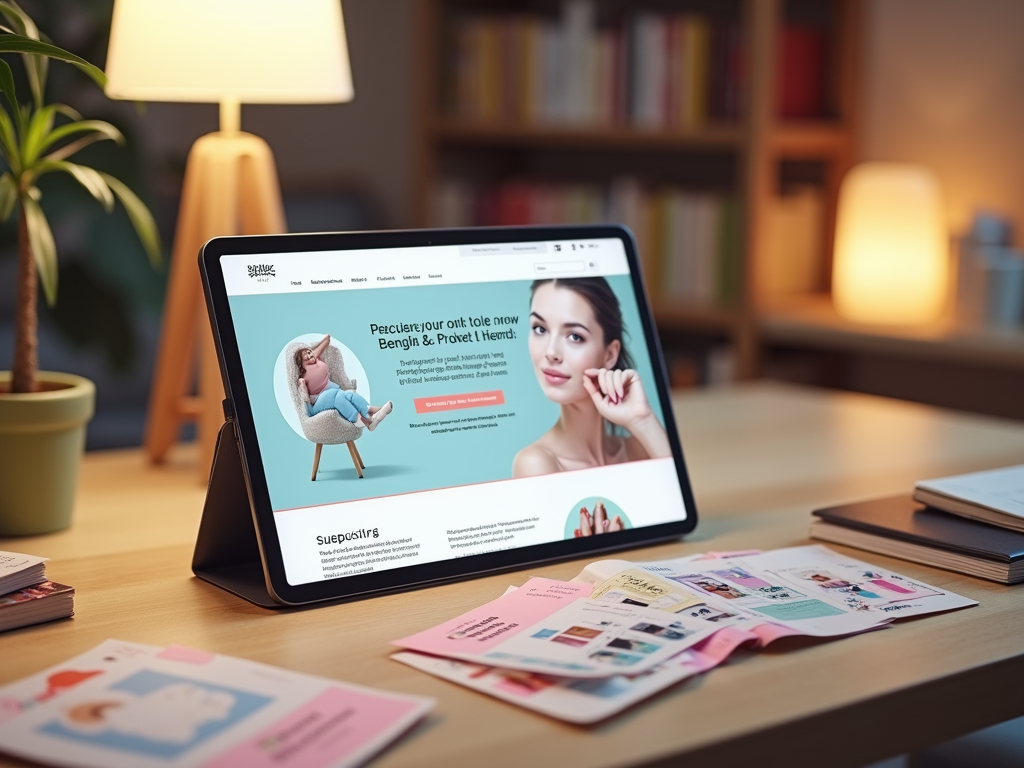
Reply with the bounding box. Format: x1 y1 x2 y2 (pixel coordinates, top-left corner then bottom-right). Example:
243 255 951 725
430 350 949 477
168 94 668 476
221 239 629 296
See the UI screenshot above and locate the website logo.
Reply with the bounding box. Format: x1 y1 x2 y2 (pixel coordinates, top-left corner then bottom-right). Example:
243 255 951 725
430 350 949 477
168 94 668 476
248 264 276 282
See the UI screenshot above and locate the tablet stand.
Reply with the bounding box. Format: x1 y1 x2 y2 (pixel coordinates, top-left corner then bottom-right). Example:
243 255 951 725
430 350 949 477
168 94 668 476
192 419 281 608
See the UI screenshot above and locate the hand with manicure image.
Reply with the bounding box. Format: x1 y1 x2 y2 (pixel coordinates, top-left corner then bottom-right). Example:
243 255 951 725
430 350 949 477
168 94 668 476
574 500 624 537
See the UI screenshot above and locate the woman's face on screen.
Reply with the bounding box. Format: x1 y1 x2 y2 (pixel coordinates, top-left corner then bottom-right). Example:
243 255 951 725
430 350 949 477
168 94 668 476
528 283 620 405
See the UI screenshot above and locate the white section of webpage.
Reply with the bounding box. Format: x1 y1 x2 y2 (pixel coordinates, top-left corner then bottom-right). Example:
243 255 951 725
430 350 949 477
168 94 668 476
273 457 685 586
221 239 630 297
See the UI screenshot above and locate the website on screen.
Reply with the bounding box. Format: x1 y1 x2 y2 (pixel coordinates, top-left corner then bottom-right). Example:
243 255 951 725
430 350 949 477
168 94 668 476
222 238 687 586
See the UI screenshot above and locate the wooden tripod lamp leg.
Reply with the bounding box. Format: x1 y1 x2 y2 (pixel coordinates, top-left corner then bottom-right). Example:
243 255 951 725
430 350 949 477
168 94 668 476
143 133 286 481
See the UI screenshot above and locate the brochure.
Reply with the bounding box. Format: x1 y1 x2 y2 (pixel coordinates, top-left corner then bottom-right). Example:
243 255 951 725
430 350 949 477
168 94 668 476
745 545 978 617
392 577 718 678
0 640 433 768
391 545 976 722
392 625 756 724
577 552 886 639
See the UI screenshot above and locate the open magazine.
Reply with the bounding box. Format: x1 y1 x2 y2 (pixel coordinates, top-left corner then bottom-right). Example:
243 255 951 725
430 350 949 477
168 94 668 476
392 545 976 723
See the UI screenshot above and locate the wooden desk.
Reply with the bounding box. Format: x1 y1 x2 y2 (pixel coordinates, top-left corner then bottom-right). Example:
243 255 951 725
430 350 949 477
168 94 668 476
3 382 1024 768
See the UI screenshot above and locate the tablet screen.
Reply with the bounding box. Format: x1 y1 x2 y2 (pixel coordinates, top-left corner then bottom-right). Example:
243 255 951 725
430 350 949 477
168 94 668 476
219 235 689 588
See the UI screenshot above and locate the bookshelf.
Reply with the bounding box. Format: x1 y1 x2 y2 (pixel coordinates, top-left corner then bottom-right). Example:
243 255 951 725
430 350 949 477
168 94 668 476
759 296 1024 371
412 0 862 383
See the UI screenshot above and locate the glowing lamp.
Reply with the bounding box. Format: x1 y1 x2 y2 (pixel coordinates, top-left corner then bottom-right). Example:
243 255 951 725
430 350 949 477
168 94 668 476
832 163 948 324
105 0 354 477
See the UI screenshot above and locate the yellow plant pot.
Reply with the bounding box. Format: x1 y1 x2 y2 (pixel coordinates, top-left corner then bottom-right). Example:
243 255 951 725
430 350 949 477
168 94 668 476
0 371 95 536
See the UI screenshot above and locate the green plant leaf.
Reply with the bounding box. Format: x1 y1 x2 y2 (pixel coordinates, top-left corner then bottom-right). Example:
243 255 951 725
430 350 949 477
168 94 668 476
22 192 57 305
0 57 15 111
0 108 20 172
21 102 54 165
0 3 31 39
100 172 162 268
41 119 123 161
52 103 82 122
0 171 15 219
0 34 106 90
36 160 114 211
16 102 29 142
0 3 46 108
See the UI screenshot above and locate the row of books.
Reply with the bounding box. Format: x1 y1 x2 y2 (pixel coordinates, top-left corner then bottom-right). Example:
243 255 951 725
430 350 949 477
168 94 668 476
812 465 1024 584
0 551 74 632
431 178 742 308
440 1 743 129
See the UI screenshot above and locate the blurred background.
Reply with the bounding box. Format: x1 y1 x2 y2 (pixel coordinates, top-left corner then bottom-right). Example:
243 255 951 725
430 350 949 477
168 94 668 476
1 3 1021 763
2 0 1024 452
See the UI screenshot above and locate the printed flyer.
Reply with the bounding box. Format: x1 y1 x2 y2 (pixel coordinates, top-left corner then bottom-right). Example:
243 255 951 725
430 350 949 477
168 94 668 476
392 545 977 721
0 640 433 768
392 577 718 677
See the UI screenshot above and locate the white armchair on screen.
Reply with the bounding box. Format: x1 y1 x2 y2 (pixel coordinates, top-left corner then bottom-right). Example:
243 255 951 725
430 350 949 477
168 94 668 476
284 341 365 480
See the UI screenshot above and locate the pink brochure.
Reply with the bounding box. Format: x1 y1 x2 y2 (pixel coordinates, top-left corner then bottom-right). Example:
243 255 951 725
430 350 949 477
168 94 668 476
395 578 593 659
393 577 718 678
391 625 757 724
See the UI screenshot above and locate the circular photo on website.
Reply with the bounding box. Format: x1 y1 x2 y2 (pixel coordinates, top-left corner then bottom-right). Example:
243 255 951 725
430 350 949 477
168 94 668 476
564 497 631 538
273 333 371 439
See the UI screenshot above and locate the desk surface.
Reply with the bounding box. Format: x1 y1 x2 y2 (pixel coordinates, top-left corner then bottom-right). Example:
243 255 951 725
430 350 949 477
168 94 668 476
3 382 1024 768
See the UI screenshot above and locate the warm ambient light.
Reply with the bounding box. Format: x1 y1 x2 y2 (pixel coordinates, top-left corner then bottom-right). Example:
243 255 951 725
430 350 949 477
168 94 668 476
832 163 948 325
104 0 354 479
105 0 353 109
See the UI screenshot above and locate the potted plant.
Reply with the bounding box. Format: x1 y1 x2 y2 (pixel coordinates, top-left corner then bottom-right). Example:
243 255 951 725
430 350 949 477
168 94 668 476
0 1 159 535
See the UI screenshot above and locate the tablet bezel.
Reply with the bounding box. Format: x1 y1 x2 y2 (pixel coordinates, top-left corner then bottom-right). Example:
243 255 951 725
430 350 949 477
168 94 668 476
200 224 698 605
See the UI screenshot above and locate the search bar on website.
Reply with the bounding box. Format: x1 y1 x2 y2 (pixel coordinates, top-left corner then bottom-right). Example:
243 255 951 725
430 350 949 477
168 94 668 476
533 261 586 275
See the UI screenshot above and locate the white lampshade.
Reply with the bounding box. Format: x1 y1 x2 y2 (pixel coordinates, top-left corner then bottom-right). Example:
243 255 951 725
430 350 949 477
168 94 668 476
104 0 353 104
832 163 948 325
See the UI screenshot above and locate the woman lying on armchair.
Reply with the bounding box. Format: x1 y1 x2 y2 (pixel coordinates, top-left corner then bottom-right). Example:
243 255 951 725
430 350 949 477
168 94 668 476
295 335 392 430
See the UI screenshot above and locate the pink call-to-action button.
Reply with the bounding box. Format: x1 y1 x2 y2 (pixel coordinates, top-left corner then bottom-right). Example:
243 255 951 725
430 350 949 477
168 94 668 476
414 389 505 414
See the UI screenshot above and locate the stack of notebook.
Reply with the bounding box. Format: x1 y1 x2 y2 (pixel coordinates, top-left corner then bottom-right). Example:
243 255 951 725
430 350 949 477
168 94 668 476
0 551 75 632
811 465 1024 584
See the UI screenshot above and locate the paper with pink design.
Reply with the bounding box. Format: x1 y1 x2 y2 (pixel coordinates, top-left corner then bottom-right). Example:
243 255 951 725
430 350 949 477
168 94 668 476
393 577 718 678
0 640 432 768
393 624 756 723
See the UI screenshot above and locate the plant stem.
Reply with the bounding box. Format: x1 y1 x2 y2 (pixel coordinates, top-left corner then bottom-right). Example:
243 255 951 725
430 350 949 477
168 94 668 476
11 206 38 393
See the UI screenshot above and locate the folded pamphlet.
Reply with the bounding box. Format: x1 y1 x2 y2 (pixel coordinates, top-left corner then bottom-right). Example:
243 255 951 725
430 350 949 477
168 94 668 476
393 625 755 724
0 639 434 768
392 545 975 722
392 577 718 678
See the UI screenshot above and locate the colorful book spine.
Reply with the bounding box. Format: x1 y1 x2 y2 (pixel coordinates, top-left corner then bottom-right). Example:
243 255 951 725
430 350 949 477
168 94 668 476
441 4 743 128
431 178 739 309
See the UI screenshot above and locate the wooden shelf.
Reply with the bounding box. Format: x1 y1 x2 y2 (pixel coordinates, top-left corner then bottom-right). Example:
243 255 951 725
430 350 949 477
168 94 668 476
416 0 865 383
431 118 743 151
653 303 741 334
771 123 851 158
758 296 1024 370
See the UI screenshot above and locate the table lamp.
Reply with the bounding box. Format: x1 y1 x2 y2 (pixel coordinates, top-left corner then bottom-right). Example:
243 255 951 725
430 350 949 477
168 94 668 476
832 163 948 325
104 0 354 476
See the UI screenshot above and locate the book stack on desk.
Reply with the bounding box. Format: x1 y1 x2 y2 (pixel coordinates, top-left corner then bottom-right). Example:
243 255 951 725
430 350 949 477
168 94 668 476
810 465 1024 584
0 551 74 632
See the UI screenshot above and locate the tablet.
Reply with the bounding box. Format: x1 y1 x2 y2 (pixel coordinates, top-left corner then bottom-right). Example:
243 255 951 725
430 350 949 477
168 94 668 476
200 225 697 605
